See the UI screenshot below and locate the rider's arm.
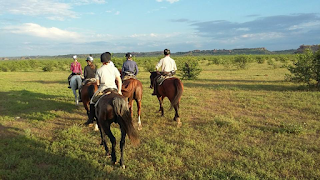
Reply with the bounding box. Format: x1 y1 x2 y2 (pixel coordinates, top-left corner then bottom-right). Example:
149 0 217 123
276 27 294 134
135 63 139 75
115 76 122 95
155 59 163 71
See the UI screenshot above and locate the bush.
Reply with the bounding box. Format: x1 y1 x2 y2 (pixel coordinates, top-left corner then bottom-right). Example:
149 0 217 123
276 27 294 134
286 47 320 88
181 59 202 80
255 56 265 64
42 65 54 72
234 55 252 69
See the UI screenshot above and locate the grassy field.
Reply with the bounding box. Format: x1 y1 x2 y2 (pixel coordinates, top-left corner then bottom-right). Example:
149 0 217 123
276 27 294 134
0 61 319 179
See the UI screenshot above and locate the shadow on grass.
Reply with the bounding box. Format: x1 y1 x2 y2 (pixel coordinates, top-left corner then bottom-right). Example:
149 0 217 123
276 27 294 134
182 80 305 91
0 124 134 179
0 90 76 120
23 80 67 85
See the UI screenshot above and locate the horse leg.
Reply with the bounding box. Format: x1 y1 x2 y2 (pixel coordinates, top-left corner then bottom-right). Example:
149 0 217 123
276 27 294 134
98 121 110 156
105 126 117 164
173 103 182 127
158 96 164 116
119 127 126 169
128 98 133 118
72 89 78 105
136 99 142 130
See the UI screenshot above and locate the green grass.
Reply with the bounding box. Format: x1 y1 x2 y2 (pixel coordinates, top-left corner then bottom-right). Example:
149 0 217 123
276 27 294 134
0 61 319 179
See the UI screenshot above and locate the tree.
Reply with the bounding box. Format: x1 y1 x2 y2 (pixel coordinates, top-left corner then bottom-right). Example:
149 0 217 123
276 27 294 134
286 46 320 88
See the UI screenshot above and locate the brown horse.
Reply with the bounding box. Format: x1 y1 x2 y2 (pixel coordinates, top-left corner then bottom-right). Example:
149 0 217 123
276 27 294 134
149 71 183 127
80 81 98 121
121 78 143 130
95 92 139 169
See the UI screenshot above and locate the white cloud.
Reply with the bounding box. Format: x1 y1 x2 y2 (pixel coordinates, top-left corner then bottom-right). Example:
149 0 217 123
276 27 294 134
156 0 179 3
241 32 283 40
115 11 120 15
3 23 82 41
70 0 106 5
0 0 77 20
288 20 320 31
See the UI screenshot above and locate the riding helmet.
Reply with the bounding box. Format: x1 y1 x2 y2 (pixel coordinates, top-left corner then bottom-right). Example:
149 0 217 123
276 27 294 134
101 52 111 63
125 52 132 59
86 56 93 62
164 49 170 55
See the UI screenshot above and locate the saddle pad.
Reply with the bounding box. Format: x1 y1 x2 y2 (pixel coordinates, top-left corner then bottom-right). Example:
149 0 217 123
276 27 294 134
157 75 173 86
95 92 111 108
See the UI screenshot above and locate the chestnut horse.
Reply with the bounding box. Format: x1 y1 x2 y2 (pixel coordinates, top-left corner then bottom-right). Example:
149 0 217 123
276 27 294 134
95 92 139 169
80 81 98 121
121 78 143 130
149 71 183 127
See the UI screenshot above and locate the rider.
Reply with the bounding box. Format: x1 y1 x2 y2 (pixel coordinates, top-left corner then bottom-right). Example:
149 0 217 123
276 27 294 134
68 55 83 88
152 49 177 95
121 52 139 80
84 52 122 125
83 56 97 84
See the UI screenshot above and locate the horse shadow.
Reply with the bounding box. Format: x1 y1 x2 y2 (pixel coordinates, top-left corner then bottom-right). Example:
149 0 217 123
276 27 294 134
183 79 305 91
0 124 136 179
22 80 66 85
0 90 78 120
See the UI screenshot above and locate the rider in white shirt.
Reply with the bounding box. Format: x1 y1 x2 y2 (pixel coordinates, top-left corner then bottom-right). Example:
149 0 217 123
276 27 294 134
152 49 177 95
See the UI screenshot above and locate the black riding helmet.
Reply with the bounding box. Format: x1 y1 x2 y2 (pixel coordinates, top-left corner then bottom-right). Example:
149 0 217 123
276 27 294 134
164 49 170 55
125 52 132 58
101 52 111 63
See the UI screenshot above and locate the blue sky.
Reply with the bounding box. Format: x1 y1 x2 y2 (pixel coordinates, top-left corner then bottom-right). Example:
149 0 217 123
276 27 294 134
0 0 320 57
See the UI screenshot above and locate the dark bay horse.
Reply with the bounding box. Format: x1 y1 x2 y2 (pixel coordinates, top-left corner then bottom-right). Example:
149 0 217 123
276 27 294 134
95 92 140 169
80 81 98 122
121 78 143 130
149 71 183 127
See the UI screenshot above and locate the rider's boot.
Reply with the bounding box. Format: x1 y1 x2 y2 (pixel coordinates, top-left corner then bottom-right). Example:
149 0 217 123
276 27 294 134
152 83 157 95
78 89 82 102
84 104 95 125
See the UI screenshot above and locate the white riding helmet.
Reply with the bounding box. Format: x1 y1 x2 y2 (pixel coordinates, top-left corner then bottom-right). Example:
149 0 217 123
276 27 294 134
86 56 93 62
73 55 77 59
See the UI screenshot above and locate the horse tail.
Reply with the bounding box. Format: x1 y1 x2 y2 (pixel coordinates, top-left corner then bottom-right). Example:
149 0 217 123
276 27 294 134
170 78 183 110
112 96 140 146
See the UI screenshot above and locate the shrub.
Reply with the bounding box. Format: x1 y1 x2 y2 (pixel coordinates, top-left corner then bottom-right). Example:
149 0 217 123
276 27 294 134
42 65 54 72
255 56 265 64
181 59 202 80
286 47 320 88
234 55 252 69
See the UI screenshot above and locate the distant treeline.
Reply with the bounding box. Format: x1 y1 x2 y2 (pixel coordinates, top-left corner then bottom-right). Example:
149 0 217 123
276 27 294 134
0 54 296 73
2 44 319 61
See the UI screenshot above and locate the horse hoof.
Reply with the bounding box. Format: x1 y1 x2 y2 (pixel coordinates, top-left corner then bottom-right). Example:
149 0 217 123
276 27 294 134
94 124 99 131
138 124 142 131
121 165 126 169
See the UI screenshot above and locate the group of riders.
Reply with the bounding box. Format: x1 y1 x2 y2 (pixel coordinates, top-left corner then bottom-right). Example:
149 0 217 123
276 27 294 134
67 49 177 125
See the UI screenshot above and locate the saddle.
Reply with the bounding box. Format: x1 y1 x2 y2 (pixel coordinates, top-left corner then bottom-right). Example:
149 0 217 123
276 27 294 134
122 71 136 81
156 74 173 86
82 78 96 86
92 88 118 106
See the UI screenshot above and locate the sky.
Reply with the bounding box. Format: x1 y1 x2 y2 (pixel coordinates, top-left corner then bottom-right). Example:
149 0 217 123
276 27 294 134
0 0 320 57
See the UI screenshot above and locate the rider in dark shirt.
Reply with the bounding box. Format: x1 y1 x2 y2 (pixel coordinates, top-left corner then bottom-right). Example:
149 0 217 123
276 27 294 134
84 56 96 80
121 52 139 80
